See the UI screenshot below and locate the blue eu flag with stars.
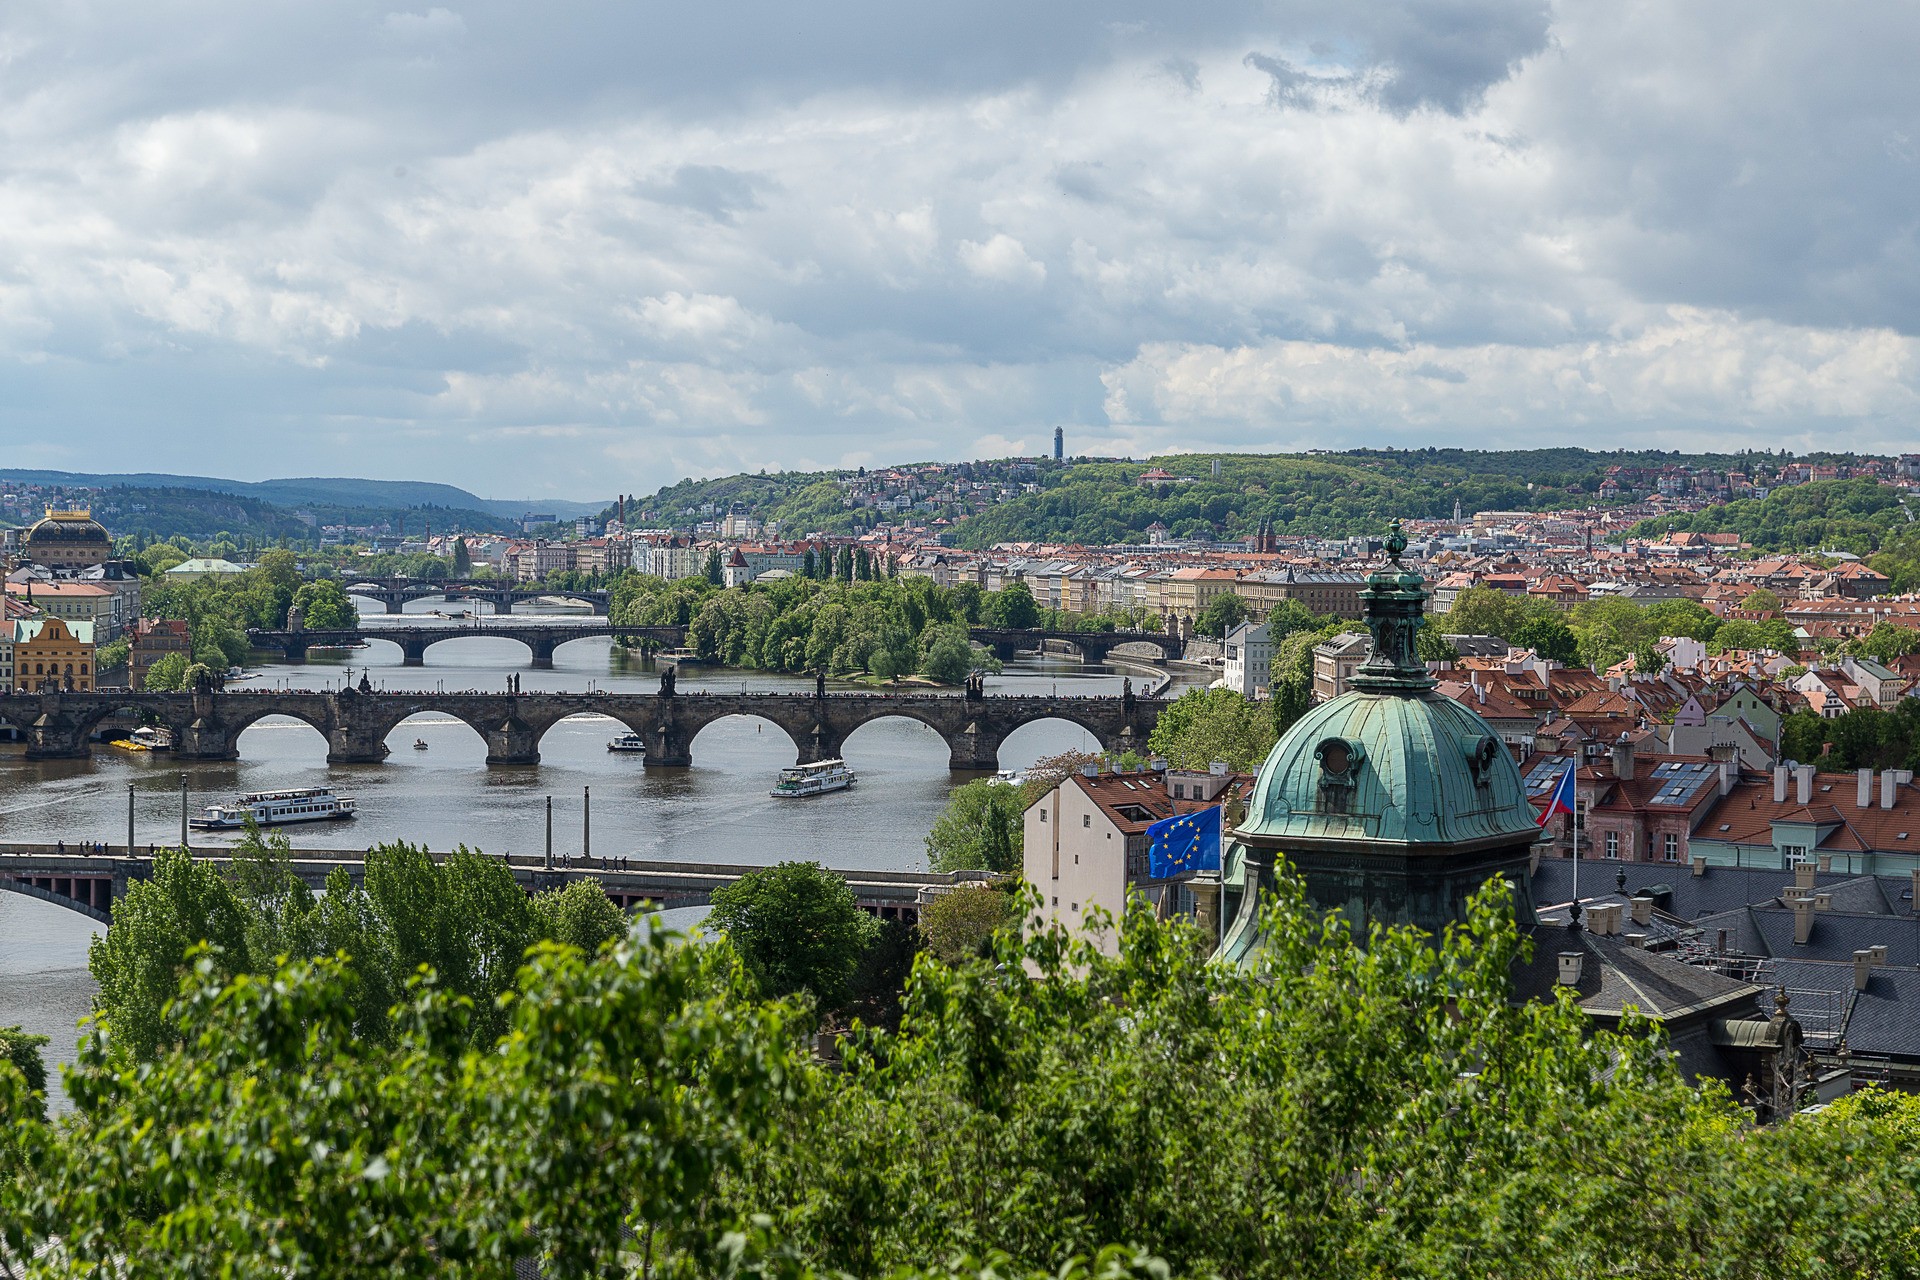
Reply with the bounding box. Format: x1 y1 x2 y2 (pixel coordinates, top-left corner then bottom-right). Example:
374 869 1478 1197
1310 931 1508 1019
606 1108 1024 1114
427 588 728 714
1147 805 1221 879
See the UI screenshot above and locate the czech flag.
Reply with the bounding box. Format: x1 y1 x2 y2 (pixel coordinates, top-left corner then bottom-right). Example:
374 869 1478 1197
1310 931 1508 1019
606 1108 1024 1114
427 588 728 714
1537 760 1577 827
1148 805 1222 878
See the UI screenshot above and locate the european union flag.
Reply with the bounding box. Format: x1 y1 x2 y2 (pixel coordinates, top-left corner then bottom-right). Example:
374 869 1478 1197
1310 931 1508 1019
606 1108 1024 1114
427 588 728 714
1147 805 1221 879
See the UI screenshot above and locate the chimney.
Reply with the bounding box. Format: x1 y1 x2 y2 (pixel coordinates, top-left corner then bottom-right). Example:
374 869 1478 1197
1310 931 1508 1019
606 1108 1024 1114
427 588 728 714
1630 895 1653 926
1817 854 1833 873
1871 944 1889 966
1910 867 1920 913
1795 861 1816 890
1884 769 1900 810
1795 765 1814 806
1557 952 1585 986
1612 735 1635 780
1773 765 1789 804
1858 768 1875 809
1855 950 1874 991
1813 891 1833 912
1719 760 1736 797
1691 855 1707 878
1792 898 1814 945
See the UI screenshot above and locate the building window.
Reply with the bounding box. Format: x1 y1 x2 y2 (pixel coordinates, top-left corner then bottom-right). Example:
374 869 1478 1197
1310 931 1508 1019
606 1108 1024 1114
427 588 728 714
1605 831 1620 860
1039 809 1047 822
1663 833 1679 862
1082 814 1090 828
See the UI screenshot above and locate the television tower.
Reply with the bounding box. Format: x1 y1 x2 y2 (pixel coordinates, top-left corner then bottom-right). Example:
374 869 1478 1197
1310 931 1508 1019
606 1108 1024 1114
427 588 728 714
1053 426 1064 462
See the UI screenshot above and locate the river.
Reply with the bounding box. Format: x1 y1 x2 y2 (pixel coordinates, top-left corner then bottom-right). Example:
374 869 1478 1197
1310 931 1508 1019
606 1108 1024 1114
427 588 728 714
1 602 1201 1109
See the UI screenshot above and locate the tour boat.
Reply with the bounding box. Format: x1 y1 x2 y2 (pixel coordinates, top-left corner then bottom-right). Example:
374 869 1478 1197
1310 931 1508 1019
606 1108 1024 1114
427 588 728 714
770 758 857 798
607 732 648 754
110 726 173 752
190 787 357 831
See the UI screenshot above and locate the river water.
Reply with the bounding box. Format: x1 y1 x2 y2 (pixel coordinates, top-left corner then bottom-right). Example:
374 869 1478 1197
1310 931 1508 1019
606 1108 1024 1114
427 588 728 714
1 601 1196 1109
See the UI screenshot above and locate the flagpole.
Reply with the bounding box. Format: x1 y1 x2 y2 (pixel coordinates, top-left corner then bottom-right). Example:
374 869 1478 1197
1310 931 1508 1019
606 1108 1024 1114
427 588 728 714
1569 759 1581 928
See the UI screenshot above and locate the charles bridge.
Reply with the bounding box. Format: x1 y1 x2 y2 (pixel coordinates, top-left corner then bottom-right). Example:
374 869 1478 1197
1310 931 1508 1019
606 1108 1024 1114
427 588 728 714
0 846 970 925
0 684 1166 770
248 621 1184 668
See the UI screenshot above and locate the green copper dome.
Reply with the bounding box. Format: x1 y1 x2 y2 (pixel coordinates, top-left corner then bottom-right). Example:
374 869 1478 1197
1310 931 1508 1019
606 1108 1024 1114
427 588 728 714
1216 521 1543 958
1241 690 1541 849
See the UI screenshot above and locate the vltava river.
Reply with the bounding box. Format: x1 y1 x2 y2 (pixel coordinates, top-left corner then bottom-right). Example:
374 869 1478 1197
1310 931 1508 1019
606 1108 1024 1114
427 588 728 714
1 605 1195 1108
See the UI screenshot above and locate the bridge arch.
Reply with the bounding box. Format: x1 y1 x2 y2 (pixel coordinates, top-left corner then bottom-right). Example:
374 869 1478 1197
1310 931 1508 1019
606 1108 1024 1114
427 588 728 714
381 708 492 763
228 705 337 760
677 710 808 768
995 715 1113 771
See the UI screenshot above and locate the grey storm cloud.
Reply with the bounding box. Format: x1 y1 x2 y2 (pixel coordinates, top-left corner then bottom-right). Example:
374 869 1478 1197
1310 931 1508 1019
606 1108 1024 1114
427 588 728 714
0 0 1913 496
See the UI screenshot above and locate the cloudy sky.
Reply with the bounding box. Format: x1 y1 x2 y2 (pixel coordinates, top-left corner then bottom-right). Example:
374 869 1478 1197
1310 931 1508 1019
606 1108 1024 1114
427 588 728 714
0 1 1914 500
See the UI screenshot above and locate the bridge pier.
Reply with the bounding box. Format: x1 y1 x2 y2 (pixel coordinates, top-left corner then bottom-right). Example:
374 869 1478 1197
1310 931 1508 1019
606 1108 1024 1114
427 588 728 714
279 640 311 664
399 637 430 667
526 637 558 670
484 718 541 766
948 720 1004 772
799 723 845 765
646 722 692 768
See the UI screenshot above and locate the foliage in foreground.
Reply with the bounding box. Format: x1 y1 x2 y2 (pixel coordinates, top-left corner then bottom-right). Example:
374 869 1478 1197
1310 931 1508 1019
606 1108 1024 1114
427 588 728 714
7 877 1920 1278
87 830 628 1062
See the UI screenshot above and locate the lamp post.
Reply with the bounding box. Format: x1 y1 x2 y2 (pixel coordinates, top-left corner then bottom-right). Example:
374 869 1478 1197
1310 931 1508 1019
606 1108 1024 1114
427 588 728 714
179 775 189 852
583 786 590 862
545 796 553 870
127 783 135 857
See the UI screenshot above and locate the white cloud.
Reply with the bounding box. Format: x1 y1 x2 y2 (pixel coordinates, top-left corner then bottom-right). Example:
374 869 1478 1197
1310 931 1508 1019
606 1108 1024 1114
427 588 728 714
958 234 1047 286
0 0 1912 496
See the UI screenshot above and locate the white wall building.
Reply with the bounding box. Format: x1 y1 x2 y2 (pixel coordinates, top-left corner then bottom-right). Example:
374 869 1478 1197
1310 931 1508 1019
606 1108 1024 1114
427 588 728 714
1222 620 1272 699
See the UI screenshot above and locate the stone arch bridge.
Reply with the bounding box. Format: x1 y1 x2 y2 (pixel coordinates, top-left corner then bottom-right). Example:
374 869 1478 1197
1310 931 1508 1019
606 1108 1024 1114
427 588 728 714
341 578 612 615
249 623 687 668
967 627 1183 663
3 687 1165 771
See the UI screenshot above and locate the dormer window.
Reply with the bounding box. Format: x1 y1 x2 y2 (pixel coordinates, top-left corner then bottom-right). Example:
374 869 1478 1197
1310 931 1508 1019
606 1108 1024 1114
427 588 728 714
1314 737 1362 814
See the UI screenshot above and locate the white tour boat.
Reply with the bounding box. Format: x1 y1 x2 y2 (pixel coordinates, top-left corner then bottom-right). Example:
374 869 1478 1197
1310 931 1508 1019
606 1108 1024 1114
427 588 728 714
607 732 648 754
190 787 357 831
770 758 857 798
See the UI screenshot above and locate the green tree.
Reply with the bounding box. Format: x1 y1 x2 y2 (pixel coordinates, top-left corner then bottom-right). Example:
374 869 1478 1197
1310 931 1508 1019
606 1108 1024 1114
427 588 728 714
706 861 881 1011
1512 615 1578 663
1415 626 1458 663
0 1027 47 1122
1194 592 1251 639
917 882 1016 964
705 548 725 585
925 779 1026 874
987 582 1040 629
87 847 255 1061
530 878 629 953
1268 628 1324 739
802 548 817 579
291 579 357 629
835 545 854 583
1148 686 1276 773
918 623 977 685
1741 587 1784 613
1442 586 1547 641
140 650 192 691
451 537 472 575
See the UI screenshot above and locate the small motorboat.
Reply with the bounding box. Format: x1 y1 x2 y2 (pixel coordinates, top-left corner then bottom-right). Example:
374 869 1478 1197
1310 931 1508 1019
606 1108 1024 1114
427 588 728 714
413 738 429 751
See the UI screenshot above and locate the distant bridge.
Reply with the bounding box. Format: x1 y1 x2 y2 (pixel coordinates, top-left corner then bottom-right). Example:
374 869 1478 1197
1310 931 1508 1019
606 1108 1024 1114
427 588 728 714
967 627 1183 664
340 577 611 615
0 846 981 925
247 623 1177 669
0 686 1164 770
250 622 687 668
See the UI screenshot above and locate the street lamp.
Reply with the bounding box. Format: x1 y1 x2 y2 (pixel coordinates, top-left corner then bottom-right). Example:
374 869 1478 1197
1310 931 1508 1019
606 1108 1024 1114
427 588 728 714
179 775 189 852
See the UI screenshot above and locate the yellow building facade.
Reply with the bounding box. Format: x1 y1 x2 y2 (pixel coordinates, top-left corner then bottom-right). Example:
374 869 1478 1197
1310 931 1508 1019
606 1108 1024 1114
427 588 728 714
13 615 96 691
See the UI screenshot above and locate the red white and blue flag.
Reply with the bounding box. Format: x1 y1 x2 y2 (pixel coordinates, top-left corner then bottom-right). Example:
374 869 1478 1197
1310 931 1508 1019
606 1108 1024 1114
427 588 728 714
1537 760 1577 827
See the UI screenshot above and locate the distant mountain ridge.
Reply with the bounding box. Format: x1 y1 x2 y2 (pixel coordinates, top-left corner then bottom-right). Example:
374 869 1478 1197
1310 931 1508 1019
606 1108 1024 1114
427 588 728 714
0 470 607 520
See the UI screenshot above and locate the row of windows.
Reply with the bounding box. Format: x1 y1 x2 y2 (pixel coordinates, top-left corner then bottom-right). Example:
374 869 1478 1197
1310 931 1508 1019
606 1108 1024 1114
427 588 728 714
1598 830 1683 861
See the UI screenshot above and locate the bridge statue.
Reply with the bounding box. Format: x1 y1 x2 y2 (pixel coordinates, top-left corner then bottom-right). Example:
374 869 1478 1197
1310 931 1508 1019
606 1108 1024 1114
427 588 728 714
816 670 827 699
659 665 676 697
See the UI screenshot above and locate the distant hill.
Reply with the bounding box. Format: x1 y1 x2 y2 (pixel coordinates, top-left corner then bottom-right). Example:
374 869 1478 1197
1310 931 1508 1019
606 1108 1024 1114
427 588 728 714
0 470 608 521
